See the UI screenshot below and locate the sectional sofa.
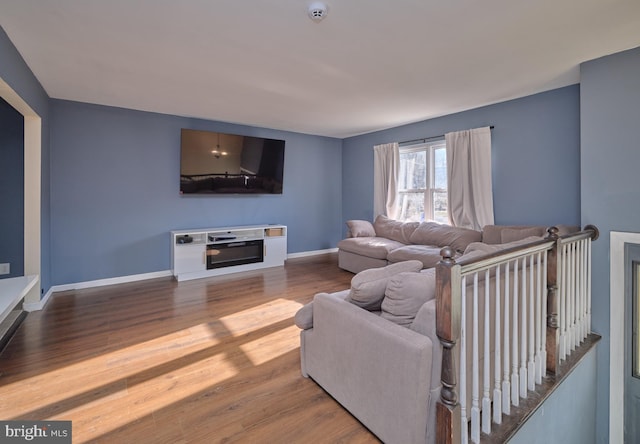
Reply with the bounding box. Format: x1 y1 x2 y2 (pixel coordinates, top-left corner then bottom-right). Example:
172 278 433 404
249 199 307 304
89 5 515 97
297 219 583 443
337 215 573 273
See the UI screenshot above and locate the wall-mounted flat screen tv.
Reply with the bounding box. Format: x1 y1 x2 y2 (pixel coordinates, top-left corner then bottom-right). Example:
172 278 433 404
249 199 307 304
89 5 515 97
180 129 285 195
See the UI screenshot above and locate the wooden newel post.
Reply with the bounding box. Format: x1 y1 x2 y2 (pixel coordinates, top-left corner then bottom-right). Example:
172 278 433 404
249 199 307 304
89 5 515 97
584 224 600 241
436 246 461 444
545 227 560 375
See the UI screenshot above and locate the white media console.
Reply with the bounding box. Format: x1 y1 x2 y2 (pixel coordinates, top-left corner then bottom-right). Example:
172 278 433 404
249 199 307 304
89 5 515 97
171 224 287 281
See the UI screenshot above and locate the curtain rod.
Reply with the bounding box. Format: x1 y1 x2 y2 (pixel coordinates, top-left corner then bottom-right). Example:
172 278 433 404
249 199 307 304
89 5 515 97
399 125 495 146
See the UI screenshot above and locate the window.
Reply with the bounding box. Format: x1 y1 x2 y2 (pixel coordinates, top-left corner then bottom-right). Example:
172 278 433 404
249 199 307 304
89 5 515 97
398 140 448 223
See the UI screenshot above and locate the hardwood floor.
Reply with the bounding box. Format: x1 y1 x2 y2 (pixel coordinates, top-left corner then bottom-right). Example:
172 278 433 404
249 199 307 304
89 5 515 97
0 253 380 443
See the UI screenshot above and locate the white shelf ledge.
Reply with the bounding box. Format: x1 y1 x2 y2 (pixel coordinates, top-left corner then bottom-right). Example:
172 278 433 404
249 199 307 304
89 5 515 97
0 275 38 322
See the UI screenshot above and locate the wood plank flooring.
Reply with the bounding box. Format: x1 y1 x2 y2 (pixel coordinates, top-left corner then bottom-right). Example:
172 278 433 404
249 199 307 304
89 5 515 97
0 253 380 443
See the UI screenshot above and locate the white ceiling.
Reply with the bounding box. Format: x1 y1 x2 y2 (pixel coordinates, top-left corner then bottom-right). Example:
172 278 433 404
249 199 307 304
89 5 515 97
1 1 639 138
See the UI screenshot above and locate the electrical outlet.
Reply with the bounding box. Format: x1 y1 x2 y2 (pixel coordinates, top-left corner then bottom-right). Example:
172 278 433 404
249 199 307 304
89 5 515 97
0 263 10 275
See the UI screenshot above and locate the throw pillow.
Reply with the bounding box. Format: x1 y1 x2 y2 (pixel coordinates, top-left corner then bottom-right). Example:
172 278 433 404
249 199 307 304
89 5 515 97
381 269 437 327
373 215 420 244
349 260 423 311
346 219 376 237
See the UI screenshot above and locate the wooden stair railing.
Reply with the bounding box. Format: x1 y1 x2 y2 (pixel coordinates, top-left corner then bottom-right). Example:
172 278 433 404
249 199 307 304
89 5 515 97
435 225 599 444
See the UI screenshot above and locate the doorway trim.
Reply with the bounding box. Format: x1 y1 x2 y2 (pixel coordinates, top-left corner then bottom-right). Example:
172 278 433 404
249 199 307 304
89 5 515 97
0 77 41 306
610 231 640 443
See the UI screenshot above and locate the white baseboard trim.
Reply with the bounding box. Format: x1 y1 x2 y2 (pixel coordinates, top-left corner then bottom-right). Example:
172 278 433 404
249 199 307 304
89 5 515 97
287 247 338 259
54 270 174 292
23 250 338 312
23 285 53 312
25 270 173 312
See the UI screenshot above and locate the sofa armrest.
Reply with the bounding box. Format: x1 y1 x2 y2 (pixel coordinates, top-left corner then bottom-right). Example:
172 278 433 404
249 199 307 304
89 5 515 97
294 290 350 330
302 292 434 444
411 299 442 392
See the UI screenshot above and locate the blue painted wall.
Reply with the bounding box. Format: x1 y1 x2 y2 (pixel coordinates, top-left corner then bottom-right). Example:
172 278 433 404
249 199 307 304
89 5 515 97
510 347 597 444
49 100 343 285
0 26 51 296
2 17 638 442
0 97 24 279
342 85 581 229
580 45 640 443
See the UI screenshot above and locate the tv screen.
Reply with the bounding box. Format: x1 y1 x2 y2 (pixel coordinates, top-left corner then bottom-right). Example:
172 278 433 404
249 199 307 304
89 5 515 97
180 129 285 195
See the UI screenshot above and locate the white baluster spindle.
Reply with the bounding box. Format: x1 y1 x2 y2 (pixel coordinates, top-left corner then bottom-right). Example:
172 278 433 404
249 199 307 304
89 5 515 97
559 243 567 361
511 259 519 406
542 250 548 374
494 264 503 424
461 276 469 444
471 273 480 443
528 254 535 391
569 242 576 352
535 251 543 384
587 238 592 334
502 261 511 415
483 269 491 434
520 257 528 399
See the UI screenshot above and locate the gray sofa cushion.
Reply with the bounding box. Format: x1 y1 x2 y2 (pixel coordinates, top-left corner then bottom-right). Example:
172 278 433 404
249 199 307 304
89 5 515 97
348 260 423 311
346 219 376 237
373 215 420 244
386 244 445 268
463 241 503 255
409 222 482 253
381 269 437 326
482 224 579 244
338 250 388 274
482 224 545 244
337 236 405 259
501 226 545 243
463 235 546 256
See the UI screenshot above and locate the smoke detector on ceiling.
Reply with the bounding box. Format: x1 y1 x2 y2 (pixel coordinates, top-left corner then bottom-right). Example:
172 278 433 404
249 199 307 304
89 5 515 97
308 2 328 21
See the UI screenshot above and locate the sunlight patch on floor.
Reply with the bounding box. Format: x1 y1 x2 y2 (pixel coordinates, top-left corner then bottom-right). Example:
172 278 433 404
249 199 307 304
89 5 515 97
0 309 304 435
218 298 303 336
238 324 300 365
0 324 224 418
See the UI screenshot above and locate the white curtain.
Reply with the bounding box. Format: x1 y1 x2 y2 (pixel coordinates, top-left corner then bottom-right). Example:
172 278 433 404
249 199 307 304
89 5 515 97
445 127 494 230
373 142 400 220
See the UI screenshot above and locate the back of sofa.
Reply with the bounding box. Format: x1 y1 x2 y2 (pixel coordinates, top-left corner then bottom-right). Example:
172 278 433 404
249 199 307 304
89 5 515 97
409 222 482 253
302 292 435 444
481 224 580 245
481 225 546 244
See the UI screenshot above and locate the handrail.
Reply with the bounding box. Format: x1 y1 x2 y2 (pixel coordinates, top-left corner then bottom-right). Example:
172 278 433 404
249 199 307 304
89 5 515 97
557 224 599 243
456 240 554 273
435 225 598 444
